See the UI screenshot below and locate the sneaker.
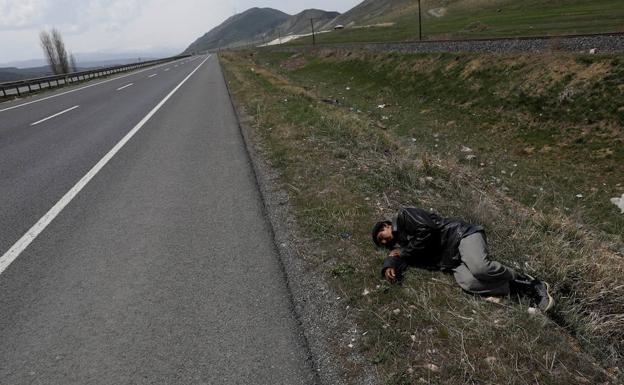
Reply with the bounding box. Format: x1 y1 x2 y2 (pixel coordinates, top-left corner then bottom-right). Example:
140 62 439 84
532 280 554 312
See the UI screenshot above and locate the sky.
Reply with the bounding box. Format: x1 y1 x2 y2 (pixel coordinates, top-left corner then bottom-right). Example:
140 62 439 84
0 0 362 65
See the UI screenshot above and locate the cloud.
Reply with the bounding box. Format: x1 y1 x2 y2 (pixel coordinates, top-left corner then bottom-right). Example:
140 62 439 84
1 0 363 62
82 0 145 31
0 0 149 33
0 0 46 30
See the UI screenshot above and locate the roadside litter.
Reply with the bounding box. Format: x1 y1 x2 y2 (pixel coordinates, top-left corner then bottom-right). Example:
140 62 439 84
610 193 624 213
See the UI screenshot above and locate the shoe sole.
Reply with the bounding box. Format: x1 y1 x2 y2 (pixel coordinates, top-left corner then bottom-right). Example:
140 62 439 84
542 281 554 312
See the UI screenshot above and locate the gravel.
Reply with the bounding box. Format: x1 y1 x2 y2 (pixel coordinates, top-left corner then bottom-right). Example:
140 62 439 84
268 32 624 54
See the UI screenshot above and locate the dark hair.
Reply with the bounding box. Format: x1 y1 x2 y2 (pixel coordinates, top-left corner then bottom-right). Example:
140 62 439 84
371 220 392 247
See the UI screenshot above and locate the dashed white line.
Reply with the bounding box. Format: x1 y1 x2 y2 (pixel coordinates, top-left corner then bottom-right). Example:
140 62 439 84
148 74 157 78
0 55 211 276
0 59 185 113
164 68 170 72
30 105 80 126
116 83 134 91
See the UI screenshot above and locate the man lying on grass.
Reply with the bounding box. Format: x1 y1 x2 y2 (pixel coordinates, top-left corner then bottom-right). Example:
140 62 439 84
372 207 554 312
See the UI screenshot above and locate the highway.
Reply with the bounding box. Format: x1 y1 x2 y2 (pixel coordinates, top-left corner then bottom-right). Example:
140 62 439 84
0 55 316 384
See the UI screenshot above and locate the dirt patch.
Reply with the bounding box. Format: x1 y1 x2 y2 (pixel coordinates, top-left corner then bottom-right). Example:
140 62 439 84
280 54 309 71
516 56 582 92
572 61 612 85
428 7 448 18
391 56 440 75
588 120 624 141
460 58 485 78
501 55 614 95
255 66 318 99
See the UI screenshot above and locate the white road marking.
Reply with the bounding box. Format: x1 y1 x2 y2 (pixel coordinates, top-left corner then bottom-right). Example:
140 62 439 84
0 59 185 113
148 74 157 78
116 83 134 91
30 105 80 126
164 68 170 71
0 55 211 276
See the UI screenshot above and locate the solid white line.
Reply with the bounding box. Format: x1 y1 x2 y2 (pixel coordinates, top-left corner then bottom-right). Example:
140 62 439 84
30 105 80 126
148 74 157 78
0 55 211 276
116 83 134 91
0 58 185 113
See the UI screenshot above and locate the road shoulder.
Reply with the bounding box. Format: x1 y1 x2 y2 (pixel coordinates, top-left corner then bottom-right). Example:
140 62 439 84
219 56 379 385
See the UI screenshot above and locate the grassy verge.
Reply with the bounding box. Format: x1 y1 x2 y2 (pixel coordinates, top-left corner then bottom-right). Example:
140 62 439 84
220 49 623 384
288 0 624 45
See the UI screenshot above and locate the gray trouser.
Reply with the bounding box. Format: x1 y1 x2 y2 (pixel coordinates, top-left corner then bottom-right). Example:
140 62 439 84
453 233 516 296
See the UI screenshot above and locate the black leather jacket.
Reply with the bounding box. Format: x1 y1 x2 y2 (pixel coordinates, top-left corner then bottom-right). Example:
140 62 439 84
381 207 483 279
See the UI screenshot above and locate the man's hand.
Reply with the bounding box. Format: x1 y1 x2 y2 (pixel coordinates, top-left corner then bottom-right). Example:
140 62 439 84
389 249 401 257
384 267 397 283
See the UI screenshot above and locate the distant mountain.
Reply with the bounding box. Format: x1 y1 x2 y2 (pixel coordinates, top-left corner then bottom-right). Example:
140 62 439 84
0 57 164 83
184 8 291 53
1 47 180 70
73 48 181 64
183 7 341 53
0 59 48 69
0 66 52 82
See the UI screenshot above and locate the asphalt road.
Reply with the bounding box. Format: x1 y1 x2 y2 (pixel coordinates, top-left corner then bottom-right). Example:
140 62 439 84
0 55 316 384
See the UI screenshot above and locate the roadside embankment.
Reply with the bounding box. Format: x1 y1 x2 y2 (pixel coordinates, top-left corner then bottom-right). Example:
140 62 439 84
220 49 623 384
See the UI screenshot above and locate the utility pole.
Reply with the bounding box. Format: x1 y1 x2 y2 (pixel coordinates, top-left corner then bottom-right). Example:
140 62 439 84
278 28 282 45
310 18 316 46
418 0 423 41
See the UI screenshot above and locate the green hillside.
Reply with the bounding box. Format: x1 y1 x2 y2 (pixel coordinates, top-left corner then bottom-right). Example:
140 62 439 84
184 8 340 53
278 9 340 36
295 0 624 45
184 8 290 53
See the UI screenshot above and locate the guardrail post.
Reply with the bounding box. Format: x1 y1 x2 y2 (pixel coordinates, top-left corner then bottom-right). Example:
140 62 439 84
16 86 21 97
1 88 5 97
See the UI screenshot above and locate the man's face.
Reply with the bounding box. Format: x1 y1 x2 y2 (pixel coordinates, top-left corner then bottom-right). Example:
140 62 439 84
376 224 395 248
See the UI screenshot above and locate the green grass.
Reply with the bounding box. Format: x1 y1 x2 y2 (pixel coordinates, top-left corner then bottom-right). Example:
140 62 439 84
286 51 624 235
220 50 623 384
287 0 624 45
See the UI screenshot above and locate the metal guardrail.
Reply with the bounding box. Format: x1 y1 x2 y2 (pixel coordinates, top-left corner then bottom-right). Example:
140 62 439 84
0 54 192 98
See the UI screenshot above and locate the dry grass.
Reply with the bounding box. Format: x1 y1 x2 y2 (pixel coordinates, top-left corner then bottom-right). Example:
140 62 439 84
220 49 623 384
